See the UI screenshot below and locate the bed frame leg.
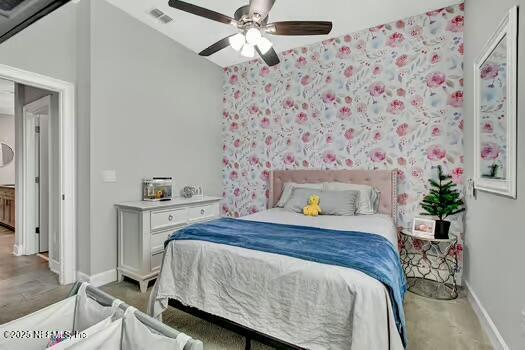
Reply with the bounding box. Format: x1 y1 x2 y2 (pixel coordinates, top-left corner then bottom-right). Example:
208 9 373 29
244 337 252 350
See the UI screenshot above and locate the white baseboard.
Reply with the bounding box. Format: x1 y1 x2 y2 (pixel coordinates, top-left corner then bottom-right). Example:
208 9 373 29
76 269 117 287
49 259 60 275
12 244 23 256
465 280 509 350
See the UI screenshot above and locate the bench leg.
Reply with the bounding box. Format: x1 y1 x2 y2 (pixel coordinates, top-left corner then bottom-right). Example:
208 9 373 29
244 337 252 350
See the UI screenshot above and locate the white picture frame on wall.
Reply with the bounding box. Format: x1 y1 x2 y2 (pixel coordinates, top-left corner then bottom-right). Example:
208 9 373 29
473 6 518 198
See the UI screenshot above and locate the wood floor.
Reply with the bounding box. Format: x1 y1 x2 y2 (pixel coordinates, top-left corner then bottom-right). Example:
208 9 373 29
0 226 66 316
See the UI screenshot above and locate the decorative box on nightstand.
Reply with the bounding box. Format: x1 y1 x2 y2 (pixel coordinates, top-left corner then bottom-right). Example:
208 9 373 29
115 196 221 293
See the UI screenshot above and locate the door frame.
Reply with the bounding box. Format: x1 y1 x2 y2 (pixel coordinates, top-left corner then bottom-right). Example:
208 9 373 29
22 96 53 259
0 64 76 285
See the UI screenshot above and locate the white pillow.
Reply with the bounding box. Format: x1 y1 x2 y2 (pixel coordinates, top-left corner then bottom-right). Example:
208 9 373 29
323 182 380 215
275 182 323 207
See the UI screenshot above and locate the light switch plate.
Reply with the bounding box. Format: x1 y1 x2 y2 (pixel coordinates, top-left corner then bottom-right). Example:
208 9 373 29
103 170 117 183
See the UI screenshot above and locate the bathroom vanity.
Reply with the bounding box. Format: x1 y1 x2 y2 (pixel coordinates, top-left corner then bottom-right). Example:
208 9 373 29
0 185 15 230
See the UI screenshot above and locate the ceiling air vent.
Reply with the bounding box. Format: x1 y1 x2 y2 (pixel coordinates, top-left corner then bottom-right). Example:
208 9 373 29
149 8 173 24
159 14 173 24
149 8 163 18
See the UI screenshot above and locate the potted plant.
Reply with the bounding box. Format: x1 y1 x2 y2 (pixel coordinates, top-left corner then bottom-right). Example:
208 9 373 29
420 166 465 239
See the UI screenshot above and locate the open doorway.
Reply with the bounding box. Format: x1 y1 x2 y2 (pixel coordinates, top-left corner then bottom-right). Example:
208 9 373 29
21 94 57 269
0 63 76 286
0 80 61 297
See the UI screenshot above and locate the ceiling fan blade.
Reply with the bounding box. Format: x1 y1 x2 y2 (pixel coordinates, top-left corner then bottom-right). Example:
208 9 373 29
168 0 235 25
266 21 333 36
249 0 276 20
255 45 280 67
199 35 235 56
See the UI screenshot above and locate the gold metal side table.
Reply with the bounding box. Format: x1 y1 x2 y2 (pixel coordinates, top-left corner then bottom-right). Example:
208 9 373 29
399 229 458 300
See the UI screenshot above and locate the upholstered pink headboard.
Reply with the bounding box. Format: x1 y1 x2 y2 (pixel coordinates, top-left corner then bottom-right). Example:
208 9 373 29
269 169 398 222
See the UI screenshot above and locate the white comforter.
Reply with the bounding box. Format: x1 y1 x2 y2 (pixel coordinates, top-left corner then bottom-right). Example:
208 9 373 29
150 209 404 350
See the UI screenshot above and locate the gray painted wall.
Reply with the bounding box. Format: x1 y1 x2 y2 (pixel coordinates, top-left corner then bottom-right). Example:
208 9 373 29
0 4 77 83
76 0 92 275
463 1 525 348
0 114 15 184
88 0 223 275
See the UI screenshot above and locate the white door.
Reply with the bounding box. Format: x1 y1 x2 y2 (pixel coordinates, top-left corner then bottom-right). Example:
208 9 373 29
22 97 51 256
23 109 39 254
34 116 41 252
38 114 49 253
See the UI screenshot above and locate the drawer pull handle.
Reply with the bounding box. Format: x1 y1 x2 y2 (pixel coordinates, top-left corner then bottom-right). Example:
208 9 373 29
168 215 174 221
200 209 205 215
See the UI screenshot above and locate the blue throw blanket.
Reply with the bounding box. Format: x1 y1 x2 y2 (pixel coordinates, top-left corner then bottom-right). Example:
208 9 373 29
168 218 408 347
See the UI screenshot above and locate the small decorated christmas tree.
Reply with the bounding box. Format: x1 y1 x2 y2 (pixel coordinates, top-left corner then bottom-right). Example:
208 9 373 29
421 166 465 238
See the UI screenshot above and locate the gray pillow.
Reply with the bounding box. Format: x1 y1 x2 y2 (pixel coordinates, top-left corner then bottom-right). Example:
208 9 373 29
319 190 359 216
284 188 360 216
323 182 381 215
276 182 323 207
284 188 320 213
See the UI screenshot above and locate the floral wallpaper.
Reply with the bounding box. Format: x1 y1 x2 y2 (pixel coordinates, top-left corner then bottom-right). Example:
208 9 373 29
222 5 465 271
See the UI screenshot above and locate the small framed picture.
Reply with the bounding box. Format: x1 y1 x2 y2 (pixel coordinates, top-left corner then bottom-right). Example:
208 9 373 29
182 185 203 199
412 218 436 237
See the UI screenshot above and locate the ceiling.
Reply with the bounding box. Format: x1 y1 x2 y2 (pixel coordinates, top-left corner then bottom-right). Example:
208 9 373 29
0 79 14 116
106 0 463 67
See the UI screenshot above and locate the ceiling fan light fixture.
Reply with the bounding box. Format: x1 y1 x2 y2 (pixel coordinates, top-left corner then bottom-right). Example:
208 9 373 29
229 33 245 51
170 0 332 67
257 37 273 54
245 27 262 45
241 43 255 58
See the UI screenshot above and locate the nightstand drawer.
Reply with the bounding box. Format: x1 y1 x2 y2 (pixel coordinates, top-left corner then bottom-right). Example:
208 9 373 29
151 208 187 231
188 203 219 223
151 250 164 271
151 230 174 252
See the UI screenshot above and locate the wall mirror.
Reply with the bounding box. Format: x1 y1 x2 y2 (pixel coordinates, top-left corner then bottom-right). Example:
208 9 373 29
0 142 14 167
474 6 518 198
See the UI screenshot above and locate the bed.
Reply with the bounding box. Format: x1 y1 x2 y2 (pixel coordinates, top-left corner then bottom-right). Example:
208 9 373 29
150 170 405 350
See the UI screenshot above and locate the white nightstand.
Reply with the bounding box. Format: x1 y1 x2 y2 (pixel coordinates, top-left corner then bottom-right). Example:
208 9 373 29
115 196 221 292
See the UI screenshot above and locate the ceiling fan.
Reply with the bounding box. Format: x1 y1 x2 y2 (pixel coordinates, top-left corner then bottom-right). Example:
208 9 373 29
168 0 333 66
